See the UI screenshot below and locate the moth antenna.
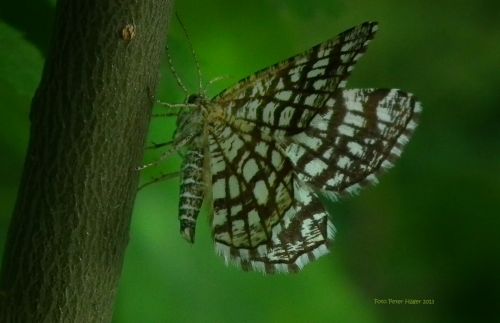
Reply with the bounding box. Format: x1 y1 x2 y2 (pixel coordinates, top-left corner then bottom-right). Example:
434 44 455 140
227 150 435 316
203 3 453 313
166 44 189 95
176 13 203 95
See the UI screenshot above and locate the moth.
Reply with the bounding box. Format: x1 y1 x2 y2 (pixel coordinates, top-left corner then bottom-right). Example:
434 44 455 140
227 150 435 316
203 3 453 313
141 21 421 273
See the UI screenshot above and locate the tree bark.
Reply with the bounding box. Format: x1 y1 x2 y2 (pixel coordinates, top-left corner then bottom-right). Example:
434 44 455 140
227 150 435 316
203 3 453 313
0 0 172 321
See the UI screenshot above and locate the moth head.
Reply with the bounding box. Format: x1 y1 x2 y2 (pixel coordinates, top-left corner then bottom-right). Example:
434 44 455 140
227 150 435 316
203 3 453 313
186 94 202 105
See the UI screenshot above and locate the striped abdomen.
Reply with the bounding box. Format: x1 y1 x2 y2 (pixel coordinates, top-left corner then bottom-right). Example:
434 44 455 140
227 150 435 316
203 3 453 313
178 148 205 243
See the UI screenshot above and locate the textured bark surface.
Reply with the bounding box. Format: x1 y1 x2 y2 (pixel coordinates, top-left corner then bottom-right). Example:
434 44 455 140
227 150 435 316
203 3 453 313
0 0 172 321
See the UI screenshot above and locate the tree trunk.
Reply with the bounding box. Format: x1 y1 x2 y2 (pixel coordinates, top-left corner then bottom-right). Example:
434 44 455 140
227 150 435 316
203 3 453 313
0 0 172 321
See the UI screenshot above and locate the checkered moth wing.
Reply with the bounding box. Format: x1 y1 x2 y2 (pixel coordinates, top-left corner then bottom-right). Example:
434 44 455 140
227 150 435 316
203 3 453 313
206 21 421 273
215 22 378 140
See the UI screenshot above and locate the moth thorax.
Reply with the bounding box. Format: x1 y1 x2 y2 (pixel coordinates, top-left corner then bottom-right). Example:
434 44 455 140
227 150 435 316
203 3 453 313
178 148 206 243
174 107 204 147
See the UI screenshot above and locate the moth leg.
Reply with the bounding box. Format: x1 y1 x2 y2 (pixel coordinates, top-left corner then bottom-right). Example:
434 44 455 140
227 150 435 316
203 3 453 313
138 171 180 191
152 112 178 118
146 140 174 150
137 149 177 170
137 135 192 170
202 75 230 95
156 100 198 109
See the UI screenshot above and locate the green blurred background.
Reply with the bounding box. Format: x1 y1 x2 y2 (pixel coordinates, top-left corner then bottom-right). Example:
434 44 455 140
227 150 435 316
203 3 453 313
1 0 499 322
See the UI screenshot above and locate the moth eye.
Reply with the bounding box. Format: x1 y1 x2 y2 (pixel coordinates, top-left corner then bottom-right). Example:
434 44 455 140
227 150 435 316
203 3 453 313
187 94 200 104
